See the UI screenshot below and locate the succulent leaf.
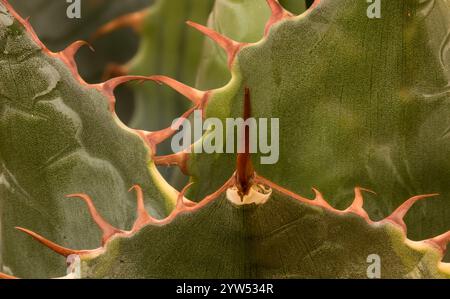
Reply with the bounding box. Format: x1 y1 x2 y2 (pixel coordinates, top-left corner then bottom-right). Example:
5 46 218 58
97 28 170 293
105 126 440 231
80 186 450 278
0 0 171 278
189 0 450 252
2 0 450 279
196 0 307 90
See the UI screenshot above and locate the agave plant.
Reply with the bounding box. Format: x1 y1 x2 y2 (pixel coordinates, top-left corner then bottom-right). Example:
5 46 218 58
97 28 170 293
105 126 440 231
1 0 450 279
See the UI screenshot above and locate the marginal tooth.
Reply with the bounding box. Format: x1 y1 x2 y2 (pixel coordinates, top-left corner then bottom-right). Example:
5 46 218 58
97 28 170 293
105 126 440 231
267 0 284 14
384 194 438 233
153 152 189 175
51 40 94 84
186 21 244 67
254 175 311 205
15 227 91 257
129 185 154 232
148 75 206 106
311 188 334 210
102 75 150 94
144 106 197 147
100 75 151 111
59 40 94 70
177 183 195 210
66 194 122 245
90 9 149 41
265 0 293 36
345 187 375 220
426 231 450 253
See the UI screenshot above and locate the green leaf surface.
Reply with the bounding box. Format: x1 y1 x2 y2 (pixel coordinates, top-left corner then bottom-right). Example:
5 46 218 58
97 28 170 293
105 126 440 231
10 0 149 84
0 1 168 278
189 0 450 250
81 189 450 278
2 0 450 279
196 0 306 90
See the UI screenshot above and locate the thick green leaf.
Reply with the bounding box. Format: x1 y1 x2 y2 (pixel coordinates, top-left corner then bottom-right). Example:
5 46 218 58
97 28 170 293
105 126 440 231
2 0 450 279
81 189 450 278
10 0 149 84
0 1 169 278
189 0 450 249
196 0 306 90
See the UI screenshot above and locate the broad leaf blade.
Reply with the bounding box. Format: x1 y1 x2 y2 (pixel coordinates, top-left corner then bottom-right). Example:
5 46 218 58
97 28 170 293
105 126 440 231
0 1 167 277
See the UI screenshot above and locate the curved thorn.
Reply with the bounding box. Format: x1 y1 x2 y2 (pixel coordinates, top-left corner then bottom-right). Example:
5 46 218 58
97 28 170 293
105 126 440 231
102 75 151 94
66 194 121 245
267 0 284 15
154 152 189 175
265 0 293 36
344 187 375 219
186 21 243 67
63 40 94 58
144 106 197 147
59 40 94 69
254 175 311 204
129 185 147 219
90 9 148 41
427 231 450 253
129 185 153 231
54 40 94 84
312 188 324 201
350 187 375 209
15 227 89 257
177 183 195 210
148 75 206 105
100 75 152 111
385 194 439 232
194 177 235 210
311 188 334 209
236 88 255 197
159 180 230 225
